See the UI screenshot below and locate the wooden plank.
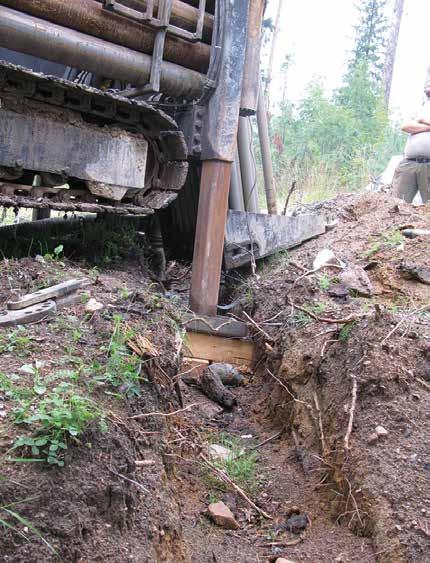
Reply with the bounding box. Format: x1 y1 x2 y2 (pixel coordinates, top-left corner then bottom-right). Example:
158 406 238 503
183 313 249 338
184 332 255 366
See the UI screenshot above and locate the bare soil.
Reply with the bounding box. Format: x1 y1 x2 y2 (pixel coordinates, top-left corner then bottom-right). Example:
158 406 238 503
0 191 429 562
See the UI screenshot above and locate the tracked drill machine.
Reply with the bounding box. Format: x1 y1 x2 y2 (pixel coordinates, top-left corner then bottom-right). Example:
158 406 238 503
0 0 325 315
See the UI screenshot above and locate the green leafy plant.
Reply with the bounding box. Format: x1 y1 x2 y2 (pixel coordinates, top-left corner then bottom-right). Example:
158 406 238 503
44 244 64 261
318 274 331 291
0 326 33 357
363 229 404 257
119 286 131 300
12 381 104 466
91 315 142 398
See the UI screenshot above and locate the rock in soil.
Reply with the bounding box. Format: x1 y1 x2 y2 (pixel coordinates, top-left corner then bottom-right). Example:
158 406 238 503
399 261 430 284
85 297 104 312
285 512 309 534
375 425 388 437
201 364 238 408
207 444 233 462
275 559 297 563
339 265 373 296
208 363 245 386
207 501 240 530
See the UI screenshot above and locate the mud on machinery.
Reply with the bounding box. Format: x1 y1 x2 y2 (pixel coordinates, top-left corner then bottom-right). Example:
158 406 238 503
0 0 325 315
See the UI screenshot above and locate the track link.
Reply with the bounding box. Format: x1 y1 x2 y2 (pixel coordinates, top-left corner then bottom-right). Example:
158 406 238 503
0 60 189 214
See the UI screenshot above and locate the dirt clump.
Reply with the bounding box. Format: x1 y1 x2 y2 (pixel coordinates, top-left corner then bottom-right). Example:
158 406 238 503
238 192 430 562
0 256 190 562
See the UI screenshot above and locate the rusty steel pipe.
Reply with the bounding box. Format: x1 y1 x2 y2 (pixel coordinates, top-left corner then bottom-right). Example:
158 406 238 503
0 0 211 73
97 0 213 42
257 79 277 214
189 160 232 315
0 6 205 98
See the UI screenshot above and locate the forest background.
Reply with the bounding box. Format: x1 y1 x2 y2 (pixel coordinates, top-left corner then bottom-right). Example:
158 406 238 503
257 0 413 204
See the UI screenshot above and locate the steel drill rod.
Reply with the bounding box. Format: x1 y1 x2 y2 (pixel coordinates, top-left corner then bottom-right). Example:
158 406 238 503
97 0 213 42
0 6 205 98
0 0 210 73
257 79 278 214
228 153 245 211
237 117 259 213
189 160 232 316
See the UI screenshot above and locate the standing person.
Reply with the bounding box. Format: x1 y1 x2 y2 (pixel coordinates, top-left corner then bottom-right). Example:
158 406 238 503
392 82 430 203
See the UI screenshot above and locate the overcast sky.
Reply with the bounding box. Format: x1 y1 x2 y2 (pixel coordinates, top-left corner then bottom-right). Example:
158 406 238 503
265 0 430 120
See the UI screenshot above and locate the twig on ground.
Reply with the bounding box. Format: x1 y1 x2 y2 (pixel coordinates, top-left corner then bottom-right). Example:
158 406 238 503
287 297 365 325
108 468 149 493
128 402 203 420
320 338 338 358
417 377 430 391
258 536 304 547
313 392 326 455
289 259 307 272
345 476 364 527
266 369 325 456
249 431 282 450
199 453 272 519
242 311 273 341
344 374 358 451
293 264 344 285
380 303 430 345
182 316 237 333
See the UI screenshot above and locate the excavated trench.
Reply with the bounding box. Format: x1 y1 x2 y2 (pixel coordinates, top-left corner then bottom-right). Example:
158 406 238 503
0 191 429 562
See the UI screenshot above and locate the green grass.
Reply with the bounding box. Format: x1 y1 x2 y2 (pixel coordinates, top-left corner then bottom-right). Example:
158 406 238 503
293 301 327 327
204 433 260 494
0 488 56 554
339 321 356 342
363 229 404 258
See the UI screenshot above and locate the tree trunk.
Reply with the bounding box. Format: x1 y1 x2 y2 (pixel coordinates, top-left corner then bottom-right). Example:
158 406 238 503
383 0 404 106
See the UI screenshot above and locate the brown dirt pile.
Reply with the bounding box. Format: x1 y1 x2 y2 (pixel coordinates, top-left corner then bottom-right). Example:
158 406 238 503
243 192 430 562
0 257 190 562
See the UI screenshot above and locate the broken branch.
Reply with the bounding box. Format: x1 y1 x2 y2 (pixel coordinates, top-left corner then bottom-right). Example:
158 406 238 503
242 311 273 341
200 453 272 519
288 298 365 325
128 402 203 419
344 374 358 451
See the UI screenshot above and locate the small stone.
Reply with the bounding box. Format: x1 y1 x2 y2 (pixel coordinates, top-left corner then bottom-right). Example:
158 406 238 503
85 298 104 313
275 559 297 563
339 266 373 297
286 512 308 534
208 501 239 530
375 425 388 437
368 433 379 445
208 444 232 462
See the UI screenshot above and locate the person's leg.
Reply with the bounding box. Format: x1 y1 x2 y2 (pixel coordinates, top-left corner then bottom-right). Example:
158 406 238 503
392 160 418 203
417 163 430 203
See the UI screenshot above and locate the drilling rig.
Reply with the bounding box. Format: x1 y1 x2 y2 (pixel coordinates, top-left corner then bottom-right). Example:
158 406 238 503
0 0 325 315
